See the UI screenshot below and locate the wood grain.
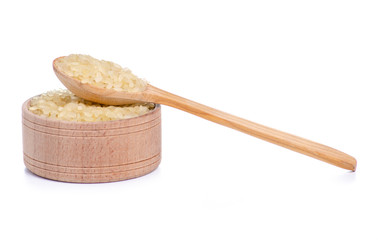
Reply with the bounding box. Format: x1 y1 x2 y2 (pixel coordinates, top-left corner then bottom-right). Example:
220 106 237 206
22 99 162 183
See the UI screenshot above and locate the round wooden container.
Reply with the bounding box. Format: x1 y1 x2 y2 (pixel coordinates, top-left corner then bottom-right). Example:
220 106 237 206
22 99 161 183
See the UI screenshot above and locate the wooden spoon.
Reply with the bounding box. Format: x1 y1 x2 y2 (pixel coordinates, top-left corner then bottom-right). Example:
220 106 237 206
53 57 357 171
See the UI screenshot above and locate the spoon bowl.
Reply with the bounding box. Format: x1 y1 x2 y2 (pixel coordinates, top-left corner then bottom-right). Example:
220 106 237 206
53 56 357 171
53 57 148 105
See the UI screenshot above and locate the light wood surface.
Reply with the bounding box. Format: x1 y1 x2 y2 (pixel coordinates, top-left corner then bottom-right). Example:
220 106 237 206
53 57 357 171
22 99 162 183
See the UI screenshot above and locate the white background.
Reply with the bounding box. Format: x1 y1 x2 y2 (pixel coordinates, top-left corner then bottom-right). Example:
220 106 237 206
1 0 377 239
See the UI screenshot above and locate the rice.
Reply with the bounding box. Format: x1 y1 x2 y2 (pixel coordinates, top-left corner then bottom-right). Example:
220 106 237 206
55 54 147 92
28 90 154 122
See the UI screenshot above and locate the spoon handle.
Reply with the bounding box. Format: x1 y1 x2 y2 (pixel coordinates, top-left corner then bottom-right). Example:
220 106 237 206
147 85 356 171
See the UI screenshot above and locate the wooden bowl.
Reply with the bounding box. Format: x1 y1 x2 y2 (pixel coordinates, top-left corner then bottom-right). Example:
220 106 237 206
22 98 161 183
